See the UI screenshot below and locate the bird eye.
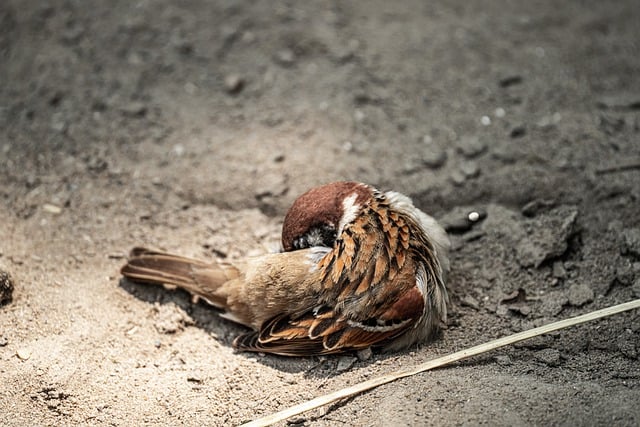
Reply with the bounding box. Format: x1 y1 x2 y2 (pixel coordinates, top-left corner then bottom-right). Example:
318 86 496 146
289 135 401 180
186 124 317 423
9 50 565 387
291 225 337 250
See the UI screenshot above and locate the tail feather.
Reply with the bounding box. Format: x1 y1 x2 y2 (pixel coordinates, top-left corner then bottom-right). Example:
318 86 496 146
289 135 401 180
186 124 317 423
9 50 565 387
121 247 240 310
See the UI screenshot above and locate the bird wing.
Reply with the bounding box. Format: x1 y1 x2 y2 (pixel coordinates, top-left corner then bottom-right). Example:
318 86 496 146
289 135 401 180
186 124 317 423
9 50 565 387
234 199 435 356
233 280 425 356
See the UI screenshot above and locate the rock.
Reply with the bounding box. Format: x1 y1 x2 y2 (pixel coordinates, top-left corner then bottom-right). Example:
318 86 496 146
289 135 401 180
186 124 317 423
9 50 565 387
494 354 512 366
184 82 197 95
336 356 357 372
42 203 62 214
552 261 567 279
460 295 480 310
621 228 640 259
521 199 555 217
421 148 447 169
596 94 640 111
567 283 594 307
356 348 372 361
614 263 637 286
440 206 487 233
224 74 244 94
274 49 295 66
501 288 527 304
459 161 480 178
17 348 31 361
516 206 579 268
449 169 466 186
0 335 7 347
120 101 147 118
534 348 561 367
491 143 518 163
0 269 14 306
455 135 487 158
287 417 307 426
538 291 569 317
508 304 531 316
510 125 526 138
187 374 203 383
499 75 523 88
536 113 562 129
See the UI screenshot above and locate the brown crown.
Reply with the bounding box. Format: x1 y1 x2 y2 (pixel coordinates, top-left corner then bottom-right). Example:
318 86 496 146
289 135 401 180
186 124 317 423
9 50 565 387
281 182 373 251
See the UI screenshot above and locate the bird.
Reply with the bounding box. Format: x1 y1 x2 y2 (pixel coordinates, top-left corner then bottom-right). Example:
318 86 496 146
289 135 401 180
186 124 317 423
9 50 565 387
120 181 450 356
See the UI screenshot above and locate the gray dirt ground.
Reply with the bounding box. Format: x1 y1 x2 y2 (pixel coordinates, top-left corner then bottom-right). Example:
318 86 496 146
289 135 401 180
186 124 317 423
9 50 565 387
1 1 640 426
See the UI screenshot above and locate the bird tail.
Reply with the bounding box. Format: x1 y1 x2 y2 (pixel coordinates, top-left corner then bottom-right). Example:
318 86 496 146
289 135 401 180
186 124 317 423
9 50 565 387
120 247 241 310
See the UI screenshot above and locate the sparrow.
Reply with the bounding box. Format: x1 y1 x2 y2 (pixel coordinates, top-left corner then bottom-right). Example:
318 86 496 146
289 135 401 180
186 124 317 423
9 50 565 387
121 181 450 356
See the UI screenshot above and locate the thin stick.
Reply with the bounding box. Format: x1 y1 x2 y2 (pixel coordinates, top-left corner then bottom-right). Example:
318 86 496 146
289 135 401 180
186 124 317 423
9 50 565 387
241 299 640 427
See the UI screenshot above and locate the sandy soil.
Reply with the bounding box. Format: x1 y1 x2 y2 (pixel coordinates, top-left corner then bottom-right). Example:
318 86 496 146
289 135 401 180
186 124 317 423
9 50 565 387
1 1 640 425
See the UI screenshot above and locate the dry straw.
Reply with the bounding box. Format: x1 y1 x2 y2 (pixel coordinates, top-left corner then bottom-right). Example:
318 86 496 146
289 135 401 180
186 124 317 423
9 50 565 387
241 299 640 427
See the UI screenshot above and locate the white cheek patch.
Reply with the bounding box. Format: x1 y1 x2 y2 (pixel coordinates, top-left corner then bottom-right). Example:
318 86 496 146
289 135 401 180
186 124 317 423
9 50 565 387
338 193 360 235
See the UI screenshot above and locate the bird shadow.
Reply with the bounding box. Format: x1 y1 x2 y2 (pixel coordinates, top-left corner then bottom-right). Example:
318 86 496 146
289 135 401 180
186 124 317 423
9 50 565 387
118 278 490 379
118 277 432 377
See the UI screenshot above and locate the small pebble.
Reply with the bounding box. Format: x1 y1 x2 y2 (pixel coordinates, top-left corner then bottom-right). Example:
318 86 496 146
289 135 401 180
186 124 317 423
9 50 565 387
440 207 487 233
456 135 487 158
422 148 447 169
449 170 466 186
187 374 203 383
107 252 126 260
224 74 244 94
184 82 197 95
0 336 7 347
534 348 561 367
0 270 14 305
356 348 372 361
510 125 526 138
596 94 640 111
17 348 31 361
614 264 635 286
120 101 147 117
521 199 555 217
459 161 480 178
172 144 185 157
508 304 531 316
460 295 480 310
275 49 295 66
552 261 567 279
499 75 523 88
42 204 62 214
480 116 491 126
567 283 594 307
494 354 511 365
336 356 357 372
